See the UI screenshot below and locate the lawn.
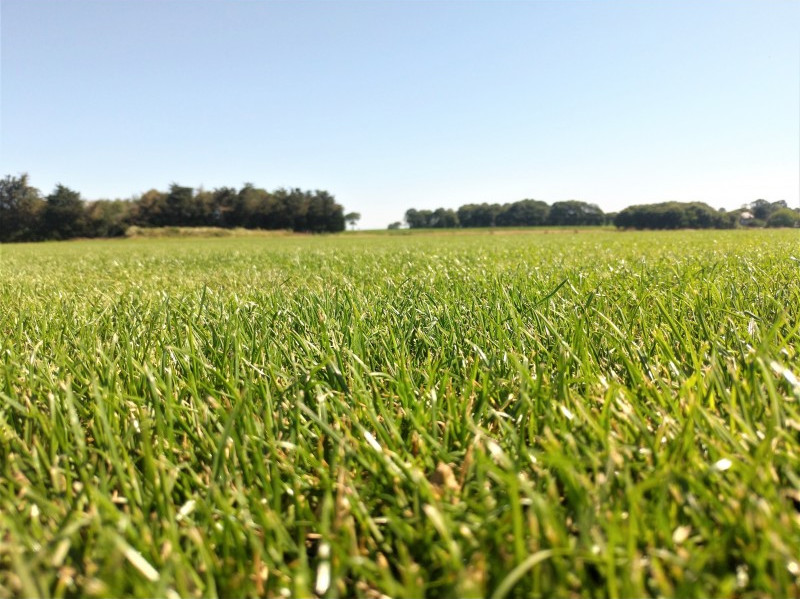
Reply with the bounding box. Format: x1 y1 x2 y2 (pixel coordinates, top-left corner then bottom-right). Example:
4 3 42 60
1 228 799 597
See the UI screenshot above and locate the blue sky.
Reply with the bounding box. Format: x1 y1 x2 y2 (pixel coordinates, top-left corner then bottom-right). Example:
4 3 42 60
2 0 798 229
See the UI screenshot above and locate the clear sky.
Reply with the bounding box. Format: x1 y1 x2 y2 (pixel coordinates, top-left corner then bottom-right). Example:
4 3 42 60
2 0 798 229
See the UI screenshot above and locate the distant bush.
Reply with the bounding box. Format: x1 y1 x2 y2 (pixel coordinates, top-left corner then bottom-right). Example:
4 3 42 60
766 208 800 228
614 202 736 230
406 199 605 229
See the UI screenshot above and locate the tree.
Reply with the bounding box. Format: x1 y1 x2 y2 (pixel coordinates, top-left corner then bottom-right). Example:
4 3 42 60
614 202 735 230
305 190 345 233
496 199 549 227
430 208 459 228
2 175 348 240
210 186 241 227
749 199 770 220
241 184 280 229
345 212 361 230
43 184 87 239
548 200 604 226
387 221 402 230
0 173 44 242
163 183 200 226
193 188 216 225
85 199 133 237
405 209 433 229
458 203 501 227
131 189 168 227
766 208 800 228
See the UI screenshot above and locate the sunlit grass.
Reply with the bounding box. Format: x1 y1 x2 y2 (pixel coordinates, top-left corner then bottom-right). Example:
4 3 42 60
1 229 799 597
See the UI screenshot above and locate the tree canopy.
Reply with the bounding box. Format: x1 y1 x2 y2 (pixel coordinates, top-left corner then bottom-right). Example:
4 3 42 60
613 202 736 230
405 198 797 231
0 175 346 242
345 212 361 230
406 199 607 229
0 174 44 242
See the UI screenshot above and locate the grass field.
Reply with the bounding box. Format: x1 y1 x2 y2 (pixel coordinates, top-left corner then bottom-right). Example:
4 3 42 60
1 229 799 598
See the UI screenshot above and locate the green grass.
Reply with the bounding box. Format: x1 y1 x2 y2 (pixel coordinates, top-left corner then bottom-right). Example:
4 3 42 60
1 229 799 598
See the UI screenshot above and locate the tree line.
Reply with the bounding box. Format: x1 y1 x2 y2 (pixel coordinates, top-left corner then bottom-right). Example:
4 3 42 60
3 173 797 242
613 201 735 230
614 199 798 230
403 198 798 230
405 199 608 229
0 174 346 242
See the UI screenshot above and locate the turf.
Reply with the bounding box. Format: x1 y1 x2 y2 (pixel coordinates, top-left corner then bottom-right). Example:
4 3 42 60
1 229 799 597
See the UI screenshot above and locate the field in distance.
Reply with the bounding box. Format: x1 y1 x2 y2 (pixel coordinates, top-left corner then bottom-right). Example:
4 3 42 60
1 229 799 597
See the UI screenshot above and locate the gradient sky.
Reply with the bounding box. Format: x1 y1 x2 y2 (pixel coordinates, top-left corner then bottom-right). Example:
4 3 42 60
2 0 798 229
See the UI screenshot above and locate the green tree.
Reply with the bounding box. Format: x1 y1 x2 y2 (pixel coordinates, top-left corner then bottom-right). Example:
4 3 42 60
430 208 459 228
43 184 87 239
345 212 361 230
309 190 345 233
615 202 735 230
164 184 200 226
405 209 433 229
496 199 550 227
211 186 242 227
132 189 168 226
766 208 800 228
458 203 501 227
548 200 604 226
0 173 44 242
85 199 133 237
